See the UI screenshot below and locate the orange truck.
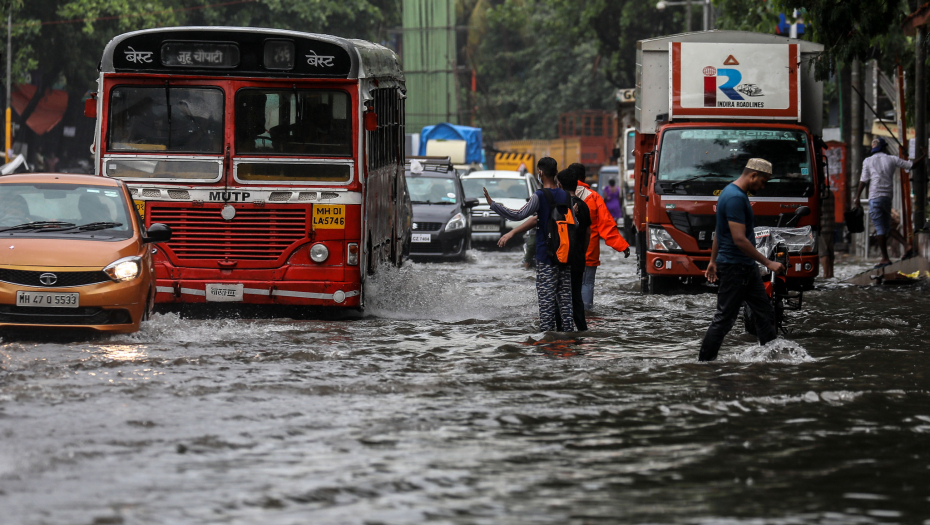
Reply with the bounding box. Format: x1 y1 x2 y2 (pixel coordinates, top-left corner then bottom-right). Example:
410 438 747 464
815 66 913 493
632 31 825 294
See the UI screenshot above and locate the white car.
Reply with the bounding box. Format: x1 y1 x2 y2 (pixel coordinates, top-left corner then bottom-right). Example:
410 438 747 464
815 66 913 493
460 170 539 244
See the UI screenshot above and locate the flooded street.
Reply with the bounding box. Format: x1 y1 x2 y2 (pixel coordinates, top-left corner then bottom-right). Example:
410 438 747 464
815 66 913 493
2 247 929 524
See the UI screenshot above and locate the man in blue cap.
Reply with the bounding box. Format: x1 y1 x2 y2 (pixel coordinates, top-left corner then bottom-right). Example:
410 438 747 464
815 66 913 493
854 137 925 268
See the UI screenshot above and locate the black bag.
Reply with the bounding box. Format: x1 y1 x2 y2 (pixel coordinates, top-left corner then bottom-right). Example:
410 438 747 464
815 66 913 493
845 206 865 234
541 188 576 266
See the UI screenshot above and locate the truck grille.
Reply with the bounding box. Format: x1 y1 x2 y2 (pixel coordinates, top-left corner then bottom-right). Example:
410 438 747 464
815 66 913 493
148 205 308 262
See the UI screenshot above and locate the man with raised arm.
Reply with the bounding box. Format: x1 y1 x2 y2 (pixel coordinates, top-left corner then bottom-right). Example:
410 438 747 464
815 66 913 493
699 158 784 362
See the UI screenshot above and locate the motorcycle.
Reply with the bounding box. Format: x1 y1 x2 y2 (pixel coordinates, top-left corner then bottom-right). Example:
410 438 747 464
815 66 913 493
743 206 814 335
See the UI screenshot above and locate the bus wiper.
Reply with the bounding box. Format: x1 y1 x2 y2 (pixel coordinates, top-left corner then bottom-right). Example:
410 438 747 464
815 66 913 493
76 221 124 231
0 221 77 233
670 173 729 187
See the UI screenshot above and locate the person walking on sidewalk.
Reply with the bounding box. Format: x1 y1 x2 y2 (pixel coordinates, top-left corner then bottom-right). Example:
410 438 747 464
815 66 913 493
569 163 630 310
699 158 784 362
853 137 925 268
486 157 575 332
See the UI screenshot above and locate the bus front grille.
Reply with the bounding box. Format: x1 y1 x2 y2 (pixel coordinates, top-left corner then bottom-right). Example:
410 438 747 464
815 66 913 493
148 205 308 261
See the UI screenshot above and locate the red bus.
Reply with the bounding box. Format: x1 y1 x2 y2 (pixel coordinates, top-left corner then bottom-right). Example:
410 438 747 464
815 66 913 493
89 27 409 308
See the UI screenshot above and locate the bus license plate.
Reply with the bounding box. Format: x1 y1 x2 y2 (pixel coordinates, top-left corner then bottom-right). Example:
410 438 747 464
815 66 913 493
134 200 145 218
16 291 79 308
312 205 345 229
205 284 244 302
411 233 431 243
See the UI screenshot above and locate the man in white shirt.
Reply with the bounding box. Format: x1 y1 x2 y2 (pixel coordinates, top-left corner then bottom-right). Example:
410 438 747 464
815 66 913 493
853 137 925 268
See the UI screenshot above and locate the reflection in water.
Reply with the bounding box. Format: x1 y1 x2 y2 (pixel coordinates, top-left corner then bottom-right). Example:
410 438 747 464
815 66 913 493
97 344 147 361
1 249 929 524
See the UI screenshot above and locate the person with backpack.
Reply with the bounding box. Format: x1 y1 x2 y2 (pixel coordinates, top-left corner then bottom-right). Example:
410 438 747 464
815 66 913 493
484 157 576 332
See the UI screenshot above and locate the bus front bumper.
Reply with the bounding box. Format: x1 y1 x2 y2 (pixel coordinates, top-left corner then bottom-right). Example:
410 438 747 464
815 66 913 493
154 280 361 306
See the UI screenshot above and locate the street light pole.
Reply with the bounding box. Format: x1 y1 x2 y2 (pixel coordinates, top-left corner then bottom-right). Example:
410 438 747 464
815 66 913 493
657 0 712 32
5 7 11 163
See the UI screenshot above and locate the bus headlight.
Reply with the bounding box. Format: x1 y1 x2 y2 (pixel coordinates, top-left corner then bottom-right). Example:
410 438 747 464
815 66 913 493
103 256 142 282
648 226 681 251
445 212 466 231
346 243 359 265
309 243 329 263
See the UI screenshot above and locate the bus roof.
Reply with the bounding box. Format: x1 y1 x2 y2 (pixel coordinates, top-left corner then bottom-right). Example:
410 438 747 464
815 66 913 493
100 26 404 82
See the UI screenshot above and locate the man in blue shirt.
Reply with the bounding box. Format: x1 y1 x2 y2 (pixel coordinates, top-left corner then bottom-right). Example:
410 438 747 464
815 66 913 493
699 158 785 361
484 157 575 332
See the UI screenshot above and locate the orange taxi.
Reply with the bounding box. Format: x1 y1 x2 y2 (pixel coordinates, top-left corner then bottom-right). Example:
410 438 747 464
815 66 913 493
0 174 171 333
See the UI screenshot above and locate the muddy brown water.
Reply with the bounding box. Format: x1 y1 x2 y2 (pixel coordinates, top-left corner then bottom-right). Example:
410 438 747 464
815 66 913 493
1 247 929 524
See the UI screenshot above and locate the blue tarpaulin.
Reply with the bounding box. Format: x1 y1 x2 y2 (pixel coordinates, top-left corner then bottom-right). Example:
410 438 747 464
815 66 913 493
418 123 483 164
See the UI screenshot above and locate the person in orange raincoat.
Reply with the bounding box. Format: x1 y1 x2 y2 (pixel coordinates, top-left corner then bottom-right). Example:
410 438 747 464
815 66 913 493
568 163 630 310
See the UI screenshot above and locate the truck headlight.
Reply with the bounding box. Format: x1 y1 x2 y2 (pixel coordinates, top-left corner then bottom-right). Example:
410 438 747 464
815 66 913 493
445 212 466 231
103 256 142 282
648 226 681 251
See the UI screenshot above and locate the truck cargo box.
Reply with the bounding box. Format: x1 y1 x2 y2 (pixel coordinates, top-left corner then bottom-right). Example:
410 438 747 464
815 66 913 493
635 30 824 135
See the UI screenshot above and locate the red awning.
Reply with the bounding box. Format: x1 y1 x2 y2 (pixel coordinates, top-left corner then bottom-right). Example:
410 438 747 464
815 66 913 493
11 84 69 136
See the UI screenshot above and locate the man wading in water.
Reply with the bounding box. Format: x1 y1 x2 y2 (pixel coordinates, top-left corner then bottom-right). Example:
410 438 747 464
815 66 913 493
699 158 785 362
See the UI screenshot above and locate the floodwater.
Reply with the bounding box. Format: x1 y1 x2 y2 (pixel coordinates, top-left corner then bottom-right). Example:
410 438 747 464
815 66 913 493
2 247 929 524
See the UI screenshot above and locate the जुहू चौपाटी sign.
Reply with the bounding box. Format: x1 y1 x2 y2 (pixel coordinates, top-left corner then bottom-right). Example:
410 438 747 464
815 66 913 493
669 42 800 120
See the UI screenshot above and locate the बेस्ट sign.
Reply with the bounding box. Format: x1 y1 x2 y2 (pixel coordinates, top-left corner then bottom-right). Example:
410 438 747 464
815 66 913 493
669 42 800 120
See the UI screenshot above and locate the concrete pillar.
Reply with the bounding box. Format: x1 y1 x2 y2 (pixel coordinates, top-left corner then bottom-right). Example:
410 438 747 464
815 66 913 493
915 27 927 230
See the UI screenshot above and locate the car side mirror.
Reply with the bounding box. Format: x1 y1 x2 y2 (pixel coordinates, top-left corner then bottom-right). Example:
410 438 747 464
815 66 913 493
143 223 172 243
464 197 479 209
794 205 811 217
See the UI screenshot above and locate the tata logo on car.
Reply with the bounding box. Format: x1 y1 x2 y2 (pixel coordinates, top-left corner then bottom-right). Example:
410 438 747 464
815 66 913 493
208 191 251 202
39 273 57 286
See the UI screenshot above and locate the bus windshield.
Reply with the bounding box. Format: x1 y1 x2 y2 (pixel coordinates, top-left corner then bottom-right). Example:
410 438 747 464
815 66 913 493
236 89 351 156
108 86 224 153
657 129 811 183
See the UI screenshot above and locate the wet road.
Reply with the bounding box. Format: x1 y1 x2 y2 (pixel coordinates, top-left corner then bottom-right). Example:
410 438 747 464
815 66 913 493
2 247 929 524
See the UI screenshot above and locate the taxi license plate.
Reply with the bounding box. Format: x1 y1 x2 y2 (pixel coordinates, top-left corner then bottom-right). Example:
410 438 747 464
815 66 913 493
473 224 499 232
16 291 79 308
205 284 244 302
411 233 431 243
134 200 145 218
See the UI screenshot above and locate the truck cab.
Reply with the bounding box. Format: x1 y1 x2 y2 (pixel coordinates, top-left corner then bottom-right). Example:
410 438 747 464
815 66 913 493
631 31 825 294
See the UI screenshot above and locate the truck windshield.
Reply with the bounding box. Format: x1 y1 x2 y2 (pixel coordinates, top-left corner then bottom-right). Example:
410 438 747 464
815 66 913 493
657 129 811 182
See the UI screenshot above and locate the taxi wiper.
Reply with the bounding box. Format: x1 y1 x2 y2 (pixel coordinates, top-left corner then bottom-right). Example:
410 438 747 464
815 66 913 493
0 221 77 233
670 173 729 187
76 221 123 231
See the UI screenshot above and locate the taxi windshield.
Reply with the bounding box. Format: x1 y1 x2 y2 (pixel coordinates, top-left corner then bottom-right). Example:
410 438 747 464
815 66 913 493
408 177 458 204
462 178 528 201
657 129 812 182
0 183 133 238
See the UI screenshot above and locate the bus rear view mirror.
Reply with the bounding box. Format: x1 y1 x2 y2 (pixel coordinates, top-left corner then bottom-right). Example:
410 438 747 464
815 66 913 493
84 98 97 118
364 111 378 131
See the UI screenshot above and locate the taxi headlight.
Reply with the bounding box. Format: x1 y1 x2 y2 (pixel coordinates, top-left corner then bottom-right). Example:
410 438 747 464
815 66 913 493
445 212 466 231
648 225 681 251
310 243 329 263
103 256 142 282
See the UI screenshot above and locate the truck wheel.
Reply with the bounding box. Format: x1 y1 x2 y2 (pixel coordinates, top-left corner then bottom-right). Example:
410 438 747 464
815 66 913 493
623 215 634 242
646 275 675 295
636 229 648 292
